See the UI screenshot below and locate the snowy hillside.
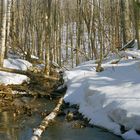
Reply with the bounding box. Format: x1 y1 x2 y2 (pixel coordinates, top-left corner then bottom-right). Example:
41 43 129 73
64 50 140 140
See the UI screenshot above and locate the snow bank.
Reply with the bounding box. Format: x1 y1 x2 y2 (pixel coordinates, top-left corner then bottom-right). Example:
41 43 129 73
0 71 29 85
4 58 32 71
64 55 140 140
0 58 32 85
123 50 140 59
122 129 140 140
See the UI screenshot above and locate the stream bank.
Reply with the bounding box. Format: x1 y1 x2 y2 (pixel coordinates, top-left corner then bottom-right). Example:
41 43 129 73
0 70 123 140
0 97 123 140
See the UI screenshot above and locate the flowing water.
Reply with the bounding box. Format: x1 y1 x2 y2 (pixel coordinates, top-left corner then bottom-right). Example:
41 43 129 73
0 97 123 140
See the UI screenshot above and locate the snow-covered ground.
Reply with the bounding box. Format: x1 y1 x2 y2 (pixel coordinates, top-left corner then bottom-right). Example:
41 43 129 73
64 50 140 140
0 58 32 85
4 58 32 71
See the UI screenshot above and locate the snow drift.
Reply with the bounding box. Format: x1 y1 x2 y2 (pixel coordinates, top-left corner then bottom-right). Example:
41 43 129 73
64 54 140 140
0 58 32 85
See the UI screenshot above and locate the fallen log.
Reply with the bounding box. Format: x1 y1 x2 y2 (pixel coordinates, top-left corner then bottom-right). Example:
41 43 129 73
120 39 135 51
0 67 59 81
31 97 63 140
0 67 27 75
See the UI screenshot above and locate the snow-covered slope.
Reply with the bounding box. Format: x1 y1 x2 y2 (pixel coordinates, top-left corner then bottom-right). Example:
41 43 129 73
4 58 32 71
64 52 140 140
0 58 32 85
0 71 29 85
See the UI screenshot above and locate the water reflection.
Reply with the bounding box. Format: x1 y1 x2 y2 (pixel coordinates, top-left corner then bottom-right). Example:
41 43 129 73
0 111 39 140
0 98 55 140
0 98 123 140
42 117 123 140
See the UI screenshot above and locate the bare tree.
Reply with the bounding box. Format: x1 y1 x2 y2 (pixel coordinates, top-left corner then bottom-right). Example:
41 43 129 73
0 0 12 66
133 0 140 49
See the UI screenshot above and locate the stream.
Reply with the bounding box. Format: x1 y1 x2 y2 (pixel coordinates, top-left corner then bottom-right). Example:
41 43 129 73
0 96 123 140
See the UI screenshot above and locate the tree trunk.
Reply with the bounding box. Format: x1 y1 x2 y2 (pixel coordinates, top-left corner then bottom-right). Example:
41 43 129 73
31 97 63 140
120 0 127 46
0 0 7 67
133 0 140 49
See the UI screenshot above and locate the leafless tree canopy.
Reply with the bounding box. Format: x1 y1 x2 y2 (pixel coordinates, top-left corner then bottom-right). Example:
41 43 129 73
0 0 140 72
